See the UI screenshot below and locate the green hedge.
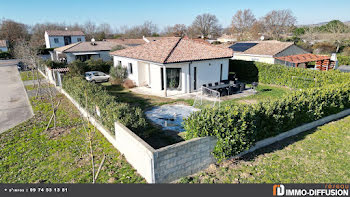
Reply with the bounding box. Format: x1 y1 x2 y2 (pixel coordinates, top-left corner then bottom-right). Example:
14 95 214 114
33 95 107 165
184 82 350 161
62 76 147 134
230 60 350 89
44 60 67 69
338 55 350 66
0 52 12 59
69 59 112 75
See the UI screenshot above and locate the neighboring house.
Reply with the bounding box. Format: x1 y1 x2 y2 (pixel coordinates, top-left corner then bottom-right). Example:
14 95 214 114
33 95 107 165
231 40 308 64
104 37 174 47
45 30 86 48
53 41 119 63
217 34 238 43
0 40 9 52
111 37 233 96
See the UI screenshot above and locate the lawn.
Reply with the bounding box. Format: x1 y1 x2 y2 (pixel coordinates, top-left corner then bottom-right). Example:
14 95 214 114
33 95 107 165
0 94 145 183
179 115 350 183
101 82 191 148
20 70 44 81
222 84 291 105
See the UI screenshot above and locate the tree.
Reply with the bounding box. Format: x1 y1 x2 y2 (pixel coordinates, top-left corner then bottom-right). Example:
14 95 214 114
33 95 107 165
0 19 29 48
261 9 296 39
83 21 97 41
323 20 349 52
163 24 187 37
190 13 222 38
121 21 159 38
231 9 256 39
30 23 66 48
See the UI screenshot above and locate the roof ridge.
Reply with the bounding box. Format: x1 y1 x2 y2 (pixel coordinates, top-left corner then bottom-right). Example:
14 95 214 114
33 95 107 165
163 37 182 64
59 42 81 52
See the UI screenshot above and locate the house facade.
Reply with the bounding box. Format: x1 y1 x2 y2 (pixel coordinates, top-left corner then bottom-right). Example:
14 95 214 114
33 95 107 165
111 37 233 96
45 30 86 48
53 41 119 63
231 41 308 64
0 40 8 52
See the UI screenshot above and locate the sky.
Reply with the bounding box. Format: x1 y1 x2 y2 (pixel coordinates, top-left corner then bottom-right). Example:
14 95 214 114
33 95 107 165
1 0 349 31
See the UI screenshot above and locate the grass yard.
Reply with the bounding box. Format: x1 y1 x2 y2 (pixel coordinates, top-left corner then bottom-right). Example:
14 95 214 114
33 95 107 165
0 94 145 183
179 116 350 183
101 82 192 148
20 70 44 81
223 84 291 105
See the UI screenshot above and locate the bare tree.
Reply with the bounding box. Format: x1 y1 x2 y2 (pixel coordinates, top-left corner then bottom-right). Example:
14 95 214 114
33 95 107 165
122 21 159 38
0 19 29 48
261 9 296 39
231 9 256 39
190 13 222 38
163 24 187 37
324 20 349 52
83 21 97 40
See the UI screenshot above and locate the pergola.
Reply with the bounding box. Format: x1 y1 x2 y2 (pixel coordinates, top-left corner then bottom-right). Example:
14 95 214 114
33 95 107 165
275 53 335 71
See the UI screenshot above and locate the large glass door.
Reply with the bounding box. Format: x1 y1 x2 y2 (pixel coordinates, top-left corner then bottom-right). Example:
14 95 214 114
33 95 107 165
166 68 181 90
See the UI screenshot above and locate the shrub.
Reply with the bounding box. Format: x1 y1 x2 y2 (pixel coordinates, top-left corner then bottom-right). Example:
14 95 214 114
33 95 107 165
123 79 135 89
109 65 128 84
312 42 336 54
184 82 350 160
229 60 259 83
44 60 67 69
62 76 147 134
338 55 350 66
342 47 350 56
68 60 88 76
85 59 112 73
0 52 12 59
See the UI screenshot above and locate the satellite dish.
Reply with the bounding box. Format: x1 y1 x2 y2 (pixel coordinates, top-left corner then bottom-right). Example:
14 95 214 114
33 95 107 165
65 27 68 31
91 38 95 42
260 36 265 41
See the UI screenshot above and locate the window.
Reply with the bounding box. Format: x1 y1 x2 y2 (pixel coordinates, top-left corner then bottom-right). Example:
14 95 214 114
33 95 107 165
54 38 59 43
118 61 122 66
128 63 133 74
77 38 82 42
220 64 223 81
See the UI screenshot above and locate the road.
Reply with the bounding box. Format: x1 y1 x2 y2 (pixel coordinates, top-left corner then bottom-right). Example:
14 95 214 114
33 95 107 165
0 60 33 134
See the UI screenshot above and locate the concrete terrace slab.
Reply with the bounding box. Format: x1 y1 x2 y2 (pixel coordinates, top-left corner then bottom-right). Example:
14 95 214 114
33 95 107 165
0 60 34 134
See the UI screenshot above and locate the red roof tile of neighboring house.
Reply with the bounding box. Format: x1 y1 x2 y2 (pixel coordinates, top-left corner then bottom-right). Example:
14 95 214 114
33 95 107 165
110 37 233 64
275 53 330 64
54 41 119 53
0 40 8 47
235 40 294 56
46 30 85 36
104 38 146 46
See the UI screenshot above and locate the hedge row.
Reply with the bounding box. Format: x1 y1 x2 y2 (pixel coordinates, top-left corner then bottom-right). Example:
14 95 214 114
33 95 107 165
230 60 350 89
62 76 147 134
338 55 350 66
184 82 350 160
0 52 12 60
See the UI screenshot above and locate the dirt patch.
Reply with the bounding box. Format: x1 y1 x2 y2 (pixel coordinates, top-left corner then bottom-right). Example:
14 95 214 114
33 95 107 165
45 127 71 139
237 99 258 104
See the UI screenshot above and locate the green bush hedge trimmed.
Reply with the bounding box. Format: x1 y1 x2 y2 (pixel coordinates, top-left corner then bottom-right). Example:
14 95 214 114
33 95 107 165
338 55 350 66
184 82 350 161
62 76 147 134
0 52 12 59
230 60 350 89
68 59 112 75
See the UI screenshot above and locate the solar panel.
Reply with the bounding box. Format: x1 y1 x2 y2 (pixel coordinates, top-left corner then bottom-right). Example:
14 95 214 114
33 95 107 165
229 43 258 52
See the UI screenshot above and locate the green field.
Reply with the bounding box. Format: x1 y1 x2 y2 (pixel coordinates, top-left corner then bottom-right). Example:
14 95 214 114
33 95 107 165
179 115 350 183
0 94 145 183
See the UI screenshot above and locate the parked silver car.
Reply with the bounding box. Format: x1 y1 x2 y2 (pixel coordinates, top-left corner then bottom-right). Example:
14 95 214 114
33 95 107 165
85 71 110 83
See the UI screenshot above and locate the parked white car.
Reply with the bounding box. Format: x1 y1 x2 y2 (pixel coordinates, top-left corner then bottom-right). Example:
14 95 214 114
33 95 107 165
85 71 110 83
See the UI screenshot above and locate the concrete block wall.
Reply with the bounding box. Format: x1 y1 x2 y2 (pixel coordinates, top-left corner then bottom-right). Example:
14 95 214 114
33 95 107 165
153 136 217 183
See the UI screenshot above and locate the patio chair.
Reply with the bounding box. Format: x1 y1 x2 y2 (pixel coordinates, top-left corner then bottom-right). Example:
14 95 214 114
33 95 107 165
202 84 207 87
208 83 212 87
214 82 219 86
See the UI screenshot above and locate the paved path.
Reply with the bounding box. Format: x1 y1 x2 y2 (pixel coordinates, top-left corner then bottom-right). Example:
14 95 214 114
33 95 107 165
0 60 33 134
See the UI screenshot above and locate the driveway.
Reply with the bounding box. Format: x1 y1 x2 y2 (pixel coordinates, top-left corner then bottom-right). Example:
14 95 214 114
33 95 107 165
0 60 33 134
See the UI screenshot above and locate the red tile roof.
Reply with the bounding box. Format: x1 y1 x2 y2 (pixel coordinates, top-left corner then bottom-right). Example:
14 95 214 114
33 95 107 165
54 41 120 52
235 40 294 56
110 37 233 64
275 53 330 64
46 30 85 36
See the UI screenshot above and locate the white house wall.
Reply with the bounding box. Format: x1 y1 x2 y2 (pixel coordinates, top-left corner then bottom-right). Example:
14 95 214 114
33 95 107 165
64 51 111 63
233 54 275 64
0 47 8 52
45 32 86 48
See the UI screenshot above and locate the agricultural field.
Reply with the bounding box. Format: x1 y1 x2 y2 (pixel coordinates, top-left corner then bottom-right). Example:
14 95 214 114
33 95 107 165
180 115 350 183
